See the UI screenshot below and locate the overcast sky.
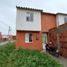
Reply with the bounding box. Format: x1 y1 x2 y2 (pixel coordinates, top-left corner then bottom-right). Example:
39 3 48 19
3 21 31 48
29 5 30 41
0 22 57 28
0 0 67 35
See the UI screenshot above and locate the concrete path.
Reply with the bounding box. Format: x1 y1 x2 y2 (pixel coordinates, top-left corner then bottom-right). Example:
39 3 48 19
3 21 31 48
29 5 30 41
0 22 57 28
0 41 8 46
0 41 15 46
42 50 67 67
52 56 67 67
46 53 67 67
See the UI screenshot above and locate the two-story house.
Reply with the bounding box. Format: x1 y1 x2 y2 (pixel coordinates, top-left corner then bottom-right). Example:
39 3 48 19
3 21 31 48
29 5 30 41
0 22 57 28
16 6 43 50
48 13 67 57
16 6 56 50
56 13 67 26
16 6 67 54
41 12 56 50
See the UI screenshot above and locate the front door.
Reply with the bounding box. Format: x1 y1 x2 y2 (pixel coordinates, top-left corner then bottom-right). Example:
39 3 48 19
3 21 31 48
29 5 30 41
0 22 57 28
43 34 47 44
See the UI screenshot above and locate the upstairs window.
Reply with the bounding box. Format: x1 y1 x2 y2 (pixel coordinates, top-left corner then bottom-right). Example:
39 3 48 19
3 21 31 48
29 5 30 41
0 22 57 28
25 33 33 43
26 12 33 22
64 17 67 23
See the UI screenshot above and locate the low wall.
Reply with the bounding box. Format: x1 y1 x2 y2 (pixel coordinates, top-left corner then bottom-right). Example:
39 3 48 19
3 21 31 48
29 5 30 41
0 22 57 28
48 24 67 57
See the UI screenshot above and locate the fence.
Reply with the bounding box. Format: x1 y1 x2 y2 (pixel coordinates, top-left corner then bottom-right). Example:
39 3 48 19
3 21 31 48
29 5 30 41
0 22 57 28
48 24 67 57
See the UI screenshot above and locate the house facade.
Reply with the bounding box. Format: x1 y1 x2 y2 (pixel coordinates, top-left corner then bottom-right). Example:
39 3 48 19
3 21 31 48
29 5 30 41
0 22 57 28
16 7 42 50
56 13 67 26
48 13 67 57
16 6 67 54
41 12 56 46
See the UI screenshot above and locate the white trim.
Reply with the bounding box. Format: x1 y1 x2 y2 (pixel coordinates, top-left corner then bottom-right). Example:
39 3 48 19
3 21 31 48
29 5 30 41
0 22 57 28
25 33 33 43
25 33 29 43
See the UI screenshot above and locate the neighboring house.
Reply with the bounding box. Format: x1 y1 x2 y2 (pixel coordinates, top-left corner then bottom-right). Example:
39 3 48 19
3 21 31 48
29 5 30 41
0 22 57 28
2 35 16 41
12 35 16 40
48 13 67 57
2 35 8 41
56 13 67 26
8 35 16 41
16 6 67 54
41 12 56 32
41 12 56 46
0 32 2 42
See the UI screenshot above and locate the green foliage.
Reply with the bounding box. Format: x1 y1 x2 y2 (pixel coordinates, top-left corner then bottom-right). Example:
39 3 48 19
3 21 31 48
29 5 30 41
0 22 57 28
0 42 62 67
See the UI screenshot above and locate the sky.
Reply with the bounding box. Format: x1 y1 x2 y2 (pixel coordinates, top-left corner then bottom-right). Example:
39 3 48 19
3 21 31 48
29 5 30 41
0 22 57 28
0 0 67 35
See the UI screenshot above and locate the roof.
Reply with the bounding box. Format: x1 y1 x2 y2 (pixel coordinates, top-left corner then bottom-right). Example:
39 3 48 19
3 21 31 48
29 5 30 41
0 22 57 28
56 13 67 15
42 12 56 15
49 23 67 33
16 6 43 12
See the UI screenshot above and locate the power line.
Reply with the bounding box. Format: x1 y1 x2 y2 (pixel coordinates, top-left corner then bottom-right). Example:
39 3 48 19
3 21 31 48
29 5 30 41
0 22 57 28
0 20 9 28
0 20 14 35
8 26 11 35
0 20 15 31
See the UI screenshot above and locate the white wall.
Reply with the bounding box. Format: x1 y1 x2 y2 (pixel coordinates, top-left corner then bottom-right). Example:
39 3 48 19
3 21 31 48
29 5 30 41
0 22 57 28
16 9 41 31
56 14 67 26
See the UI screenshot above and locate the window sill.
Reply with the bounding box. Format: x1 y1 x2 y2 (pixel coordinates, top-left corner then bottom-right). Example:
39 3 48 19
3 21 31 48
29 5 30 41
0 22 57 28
25 42 33 44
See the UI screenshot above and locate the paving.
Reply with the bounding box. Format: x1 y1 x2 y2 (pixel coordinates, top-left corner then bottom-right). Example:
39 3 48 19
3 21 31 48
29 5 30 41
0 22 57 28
46 52 67 67
0 41 8 45
0 40 15 46
52 56 67 67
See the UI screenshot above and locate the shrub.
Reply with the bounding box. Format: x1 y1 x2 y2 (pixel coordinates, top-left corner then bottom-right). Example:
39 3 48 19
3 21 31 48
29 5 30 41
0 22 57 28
0 42 62 67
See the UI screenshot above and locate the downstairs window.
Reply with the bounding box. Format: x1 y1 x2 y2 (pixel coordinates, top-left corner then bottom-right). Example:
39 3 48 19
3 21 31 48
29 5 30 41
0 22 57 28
25 33 33 43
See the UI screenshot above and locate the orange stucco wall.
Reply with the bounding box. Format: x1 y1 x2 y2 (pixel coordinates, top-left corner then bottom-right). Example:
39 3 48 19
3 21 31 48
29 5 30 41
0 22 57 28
41 13 56 32
16 31 42 51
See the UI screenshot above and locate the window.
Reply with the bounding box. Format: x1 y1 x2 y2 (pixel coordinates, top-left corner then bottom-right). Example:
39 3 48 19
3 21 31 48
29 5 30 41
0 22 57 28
25 33 33 43
26 12 33 22
64 17 67 23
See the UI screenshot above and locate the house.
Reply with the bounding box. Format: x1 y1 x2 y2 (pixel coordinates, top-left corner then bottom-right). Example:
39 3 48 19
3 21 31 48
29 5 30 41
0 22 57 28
48 13 67 57
2 35 8 41
8 35 16 41
0 32 2 42
41 12 56 46
12 35 16 40
16 6 58 50
16 6 43 50
16 6 67 56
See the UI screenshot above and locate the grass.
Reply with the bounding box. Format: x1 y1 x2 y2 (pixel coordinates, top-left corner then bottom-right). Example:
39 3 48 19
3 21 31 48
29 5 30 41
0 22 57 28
0 42 62 67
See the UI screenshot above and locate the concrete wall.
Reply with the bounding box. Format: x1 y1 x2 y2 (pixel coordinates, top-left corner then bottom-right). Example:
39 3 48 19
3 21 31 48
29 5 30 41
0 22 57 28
48 24 67 57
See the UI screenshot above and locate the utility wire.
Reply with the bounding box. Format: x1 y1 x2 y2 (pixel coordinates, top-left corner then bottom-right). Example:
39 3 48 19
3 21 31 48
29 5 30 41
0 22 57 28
0 20 15 35
0 20 15 31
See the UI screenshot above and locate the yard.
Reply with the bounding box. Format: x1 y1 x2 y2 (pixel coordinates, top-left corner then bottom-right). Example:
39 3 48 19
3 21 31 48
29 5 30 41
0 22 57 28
0 42 62 67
